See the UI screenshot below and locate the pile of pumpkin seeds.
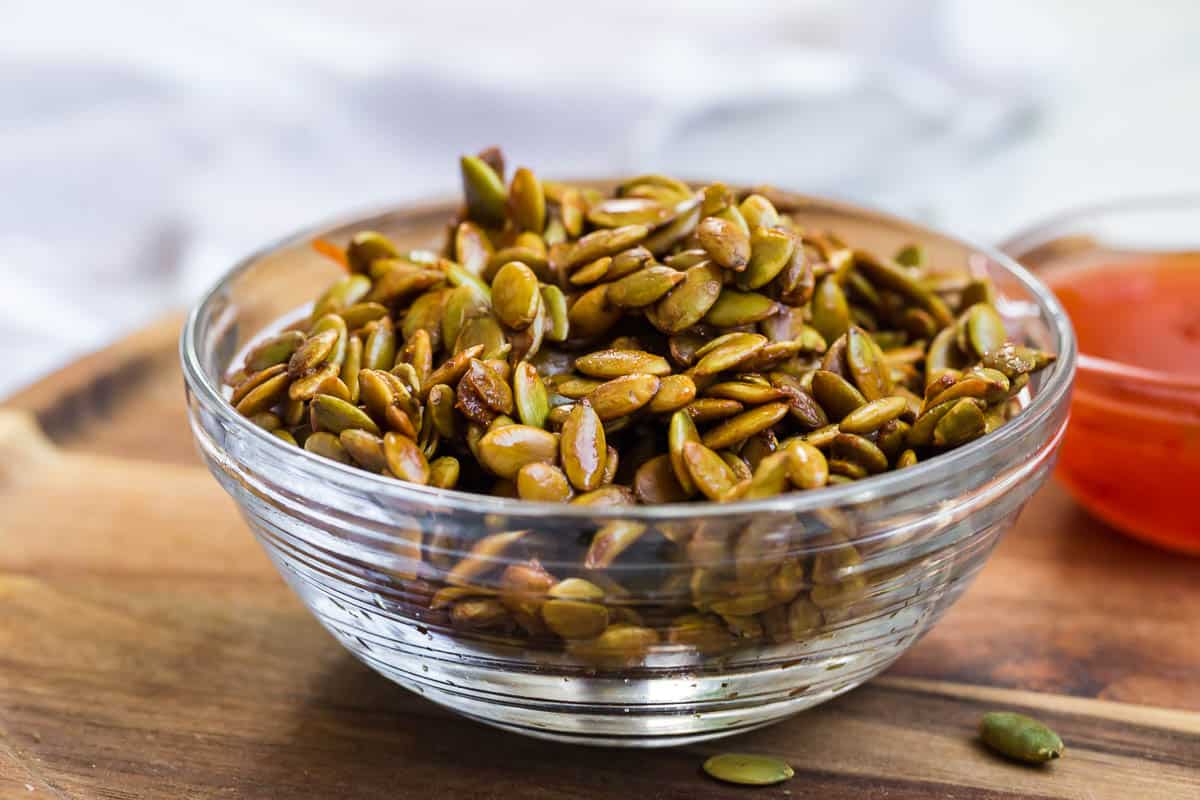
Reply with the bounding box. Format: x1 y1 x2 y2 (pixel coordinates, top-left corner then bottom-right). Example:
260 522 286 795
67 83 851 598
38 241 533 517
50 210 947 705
224 148 1056 661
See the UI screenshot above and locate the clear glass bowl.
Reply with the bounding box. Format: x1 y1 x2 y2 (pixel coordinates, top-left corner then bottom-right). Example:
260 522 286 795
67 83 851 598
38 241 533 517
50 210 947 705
181 192 1075 747
1002 197 1200 554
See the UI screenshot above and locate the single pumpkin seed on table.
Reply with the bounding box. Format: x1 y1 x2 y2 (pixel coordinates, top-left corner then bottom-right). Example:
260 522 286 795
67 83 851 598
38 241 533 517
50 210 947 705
223 148 1057 664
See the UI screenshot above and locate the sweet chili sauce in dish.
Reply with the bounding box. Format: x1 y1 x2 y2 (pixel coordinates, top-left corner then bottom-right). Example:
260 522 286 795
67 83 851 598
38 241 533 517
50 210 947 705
1043 251 1200 553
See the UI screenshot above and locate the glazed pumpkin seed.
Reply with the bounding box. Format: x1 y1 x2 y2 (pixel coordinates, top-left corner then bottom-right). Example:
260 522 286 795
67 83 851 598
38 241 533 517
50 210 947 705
606 266 685 308
286 362 338 402
701 402 789 450
702 290 779 328
311 394 381 436
963 302 1007 357
811 275 851 346
304 431 351 464
585 520 648 569
696 215 751 271
511 361 549 429
428 456 460 489
560 401 607 491
838 395 908 434
542 598 609 639
246 411 281 430
685 397 745 422
567 623 658 669
832 433 889 474
646 260 723 334
460 154 507 226
346 230 399 274
491 261 541 330
681 441 738 501
587 374 661 421
272 429 298 446
588 197 673 229
739 227 795 289
810 369 867 422
575 349 671 379
932 398 987 447
516 461 572 502
245 330 306 372
664 248 709 269
642 198 701 255
648 374 697 413
567 284 622 340
981 343 1056 379
476 424 558 479
691 334 764 375
560 224 650 271
632 454 689 504
383 432 430 484
231 363 288 406
339 428 387 472
288 328 339 379
568 255 612 286
702 753 794 787
896 448 919 468
845 325 893 400
666 410 700 495
539 284 570 342
980 712 1064 764
234 371 290 417
506 166 546 233
785 440 829 489
738 193 780 230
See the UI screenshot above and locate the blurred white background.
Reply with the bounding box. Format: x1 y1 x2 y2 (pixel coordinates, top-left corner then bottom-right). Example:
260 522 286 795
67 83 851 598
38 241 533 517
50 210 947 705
4 0 1200 395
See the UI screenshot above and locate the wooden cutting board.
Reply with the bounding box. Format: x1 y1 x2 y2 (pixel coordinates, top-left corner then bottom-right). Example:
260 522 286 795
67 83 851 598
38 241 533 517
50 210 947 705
2 315 1198 799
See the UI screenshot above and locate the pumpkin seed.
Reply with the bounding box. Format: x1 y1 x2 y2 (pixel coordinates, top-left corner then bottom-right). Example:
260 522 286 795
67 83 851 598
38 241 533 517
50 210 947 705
980 712 1064 764
697 215 751 270
588 374 661 421
606 266 685 308
560 401 606 491
460 154 507 226
646 260 723 333
703 754 794 787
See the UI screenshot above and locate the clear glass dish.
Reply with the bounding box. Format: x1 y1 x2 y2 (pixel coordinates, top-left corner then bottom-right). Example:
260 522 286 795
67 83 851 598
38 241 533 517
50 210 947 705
181 191 1075 747
1002 197 1200 553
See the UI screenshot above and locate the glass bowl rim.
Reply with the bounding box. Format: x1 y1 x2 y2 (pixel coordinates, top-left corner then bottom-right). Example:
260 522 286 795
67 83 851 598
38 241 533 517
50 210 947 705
181 191 1077 522
1000 193 1200 393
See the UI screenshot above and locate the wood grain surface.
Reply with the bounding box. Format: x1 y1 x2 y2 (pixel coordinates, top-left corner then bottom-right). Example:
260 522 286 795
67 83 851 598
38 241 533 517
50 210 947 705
2 316 1198 799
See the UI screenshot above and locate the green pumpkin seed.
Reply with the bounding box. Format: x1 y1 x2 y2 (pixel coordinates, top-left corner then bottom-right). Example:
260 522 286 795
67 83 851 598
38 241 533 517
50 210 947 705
304 431 352 464
587 196 673 229
701 402 789 450
491 261 541 330
702 752 794 787
810 369 867 422
460 155 507 226
506 166 545 233
606 266 685 308
539 284 570 342
697 215 751 270
811 275 851 345
647 374 696 413
244 330 305 372
646 260 723 334
932 398 987 447
702 290 780 327
981 343 1056 379
738 194 780 231
475 424 558 479
345 231 399 274
739 228 795 289
512 361 549 428
980 712 1064 764
642 198 701 255
560 401 607 491
681 441 737 501
575 349 671 379
785 440 829 489
288 328 339 379
587 374 661 421
310 394 381 435
838 396 908 434
382 432 430 484
339 428 387 472
567 284 622 340
516 461 573 502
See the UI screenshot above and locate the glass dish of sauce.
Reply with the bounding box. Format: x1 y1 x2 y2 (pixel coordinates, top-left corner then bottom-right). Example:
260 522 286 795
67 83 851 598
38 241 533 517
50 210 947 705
1005 200 1200 554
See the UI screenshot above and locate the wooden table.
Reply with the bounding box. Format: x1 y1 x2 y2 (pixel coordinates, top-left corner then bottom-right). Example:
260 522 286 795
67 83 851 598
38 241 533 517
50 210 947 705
2 316 1198 799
